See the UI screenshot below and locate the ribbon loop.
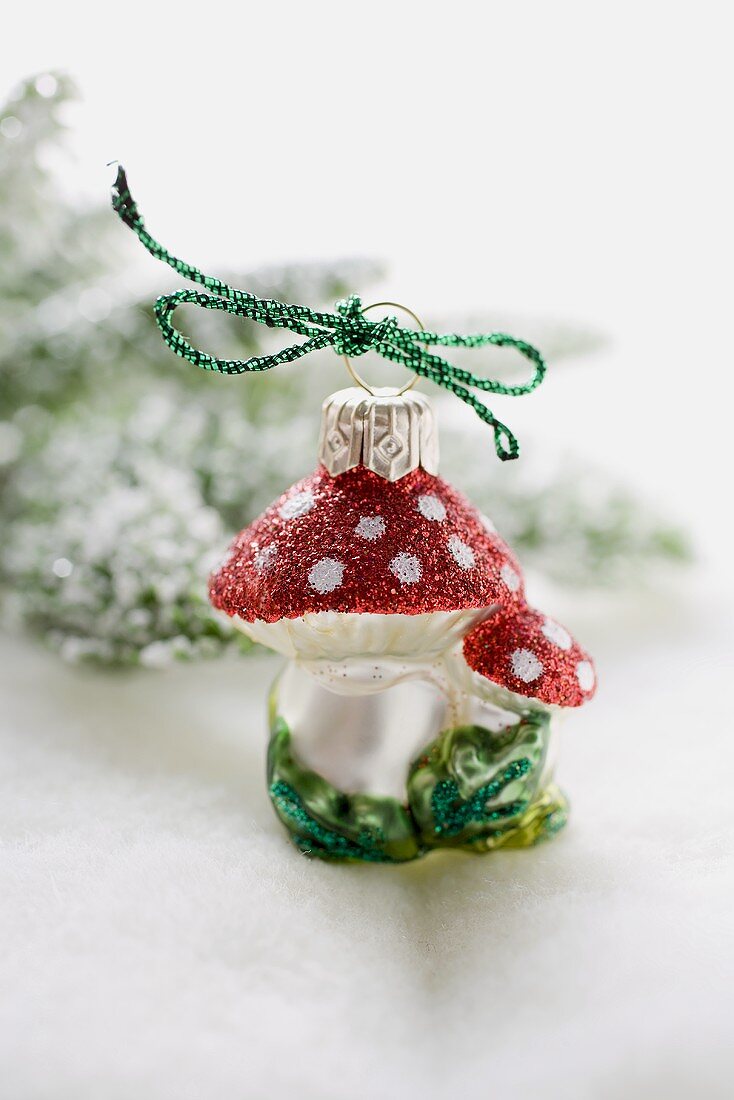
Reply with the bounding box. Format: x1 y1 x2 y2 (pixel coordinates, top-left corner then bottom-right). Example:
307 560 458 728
111 166 547 461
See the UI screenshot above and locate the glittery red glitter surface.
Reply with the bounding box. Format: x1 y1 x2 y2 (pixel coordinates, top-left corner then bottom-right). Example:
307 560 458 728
463 605 596 707
210 464 525 622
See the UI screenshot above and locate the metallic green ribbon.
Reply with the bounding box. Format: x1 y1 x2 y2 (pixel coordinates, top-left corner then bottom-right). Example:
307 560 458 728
111 166 546 460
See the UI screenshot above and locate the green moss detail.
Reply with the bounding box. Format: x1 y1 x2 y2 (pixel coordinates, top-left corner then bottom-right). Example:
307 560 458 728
267 718 421 863
488 785 569 849
407 714 565 851
429 758 532 838
267 711 567 863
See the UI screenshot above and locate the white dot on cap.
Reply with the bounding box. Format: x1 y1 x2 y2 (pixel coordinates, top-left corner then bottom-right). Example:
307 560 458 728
500 563 521 592
355 515 385 541
279 490 314 520
254 544 276 573
510 648 544 683
390 552 421 585
541 618 572 650
576 660 595 692
417 494 446 521
448 535 475 570
480 513 496 534
308 558 344 593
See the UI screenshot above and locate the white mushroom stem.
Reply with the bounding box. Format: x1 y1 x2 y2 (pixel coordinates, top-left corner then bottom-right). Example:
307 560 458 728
274 650 562 800
301 655 436 697
275 662 451 800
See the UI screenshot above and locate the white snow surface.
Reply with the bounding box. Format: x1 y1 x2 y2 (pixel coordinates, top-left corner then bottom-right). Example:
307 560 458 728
1 581 732 1100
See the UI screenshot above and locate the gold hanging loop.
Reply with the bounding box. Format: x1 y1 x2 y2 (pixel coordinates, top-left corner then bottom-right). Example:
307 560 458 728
343 301 423 395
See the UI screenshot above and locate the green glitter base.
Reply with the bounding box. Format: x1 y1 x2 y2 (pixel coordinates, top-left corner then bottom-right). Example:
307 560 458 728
268 718 420 863
406 714 558 852
267 714 567 864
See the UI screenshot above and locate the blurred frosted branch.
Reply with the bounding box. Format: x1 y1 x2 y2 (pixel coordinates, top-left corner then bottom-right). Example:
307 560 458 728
2 393 315 665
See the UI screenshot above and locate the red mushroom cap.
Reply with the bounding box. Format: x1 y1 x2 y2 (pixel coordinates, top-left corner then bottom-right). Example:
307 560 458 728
462 604 596 707
210 464 525 622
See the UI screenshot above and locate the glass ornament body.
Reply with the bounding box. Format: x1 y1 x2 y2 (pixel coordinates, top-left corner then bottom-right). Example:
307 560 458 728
210 388 593 862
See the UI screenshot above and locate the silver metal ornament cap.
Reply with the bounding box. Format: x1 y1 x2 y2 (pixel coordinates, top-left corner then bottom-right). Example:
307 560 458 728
318 387 439 482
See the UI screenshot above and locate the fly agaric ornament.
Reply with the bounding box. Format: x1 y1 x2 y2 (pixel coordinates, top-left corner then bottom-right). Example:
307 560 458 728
211 387 596 862
110 168 596 865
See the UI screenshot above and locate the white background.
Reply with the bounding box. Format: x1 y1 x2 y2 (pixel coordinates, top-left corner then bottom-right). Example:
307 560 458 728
1 3 733 1098
3 0 731 551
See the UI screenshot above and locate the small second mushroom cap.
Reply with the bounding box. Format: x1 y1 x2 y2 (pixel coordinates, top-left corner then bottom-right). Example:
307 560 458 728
462 604 596 707
210 464 525 622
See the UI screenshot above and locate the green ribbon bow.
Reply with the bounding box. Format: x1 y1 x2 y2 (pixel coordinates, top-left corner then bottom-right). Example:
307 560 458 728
111 166 546 460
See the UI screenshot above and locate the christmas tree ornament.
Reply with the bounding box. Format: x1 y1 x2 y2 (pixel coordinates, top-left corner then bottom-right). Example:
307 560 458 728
111 168 596 863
